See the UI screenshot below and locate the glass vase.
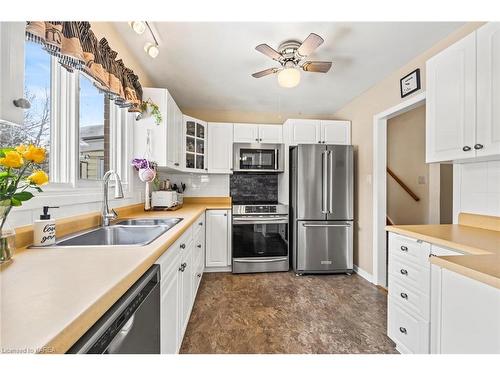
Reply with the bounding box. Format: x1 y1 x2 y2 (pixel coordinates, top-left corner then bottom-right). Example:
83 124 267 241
0 201 15 264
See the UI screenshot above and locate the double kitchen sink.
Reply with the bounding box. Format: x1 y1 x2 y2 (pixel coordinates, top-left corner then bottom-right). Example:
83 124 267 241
49 218 183 247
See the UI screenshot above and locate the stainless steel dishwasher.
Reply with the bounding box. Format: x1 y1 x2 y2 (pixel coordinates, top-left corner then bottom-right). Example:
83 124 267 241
68 265 160 354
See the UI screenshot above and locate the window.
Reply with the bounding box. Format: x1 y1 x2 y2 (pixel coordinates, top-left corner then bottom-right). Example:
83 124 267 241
0 40 51 174
78 74 109 180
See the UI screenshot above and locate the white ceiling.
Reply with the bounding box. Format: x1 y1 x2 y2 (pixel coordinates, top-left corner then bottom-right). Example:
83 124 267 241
112 22 463 117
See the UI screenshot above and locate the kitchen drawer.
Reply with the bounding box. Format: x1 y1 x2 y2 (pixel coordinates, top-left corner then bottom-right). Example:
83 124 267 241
389 255 430 294
388 233 431 265
388 297 430 354
156 226 192 276
388 276 429 320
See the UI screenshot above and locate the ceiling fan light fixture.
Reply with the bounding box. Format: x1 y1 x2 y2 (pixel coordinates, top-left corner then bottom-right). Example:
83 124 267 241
278 67 300 88
144 42 160 58
129 21 146 35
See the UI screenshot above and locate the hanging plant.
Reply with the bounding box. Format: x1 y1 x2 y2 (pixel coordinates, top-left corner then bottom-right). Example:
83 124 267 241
136 98 162 125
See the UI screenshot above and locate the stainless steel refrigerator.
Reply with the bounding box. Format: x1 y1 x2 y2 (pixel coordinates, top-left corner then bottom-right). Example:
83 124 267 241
290 144 353 274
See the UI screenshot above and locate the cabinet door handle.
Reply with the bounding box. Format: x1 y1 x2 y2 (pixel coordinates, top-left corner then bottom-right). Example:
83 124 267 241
198 222 203 226
174 162 180 166
474 144 483 150
462 146 471 151
255 138 259 141
13 98 31 109
197 273 201 278
399 327 407 334
197 244 202 248
400 269 408 276
400 245 408 252
400 292 408 299
179 263 186 272
260 138 262 141
180 243 186 249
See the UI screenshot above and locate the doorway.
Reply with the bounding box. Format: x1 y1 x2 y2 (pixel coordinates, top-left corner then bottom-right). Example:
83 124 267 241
373 92 454 287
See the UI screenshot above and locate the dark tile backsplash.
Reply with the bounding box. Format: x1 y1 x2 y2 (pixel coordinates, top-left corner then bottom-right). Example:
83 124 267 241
230 173 278 204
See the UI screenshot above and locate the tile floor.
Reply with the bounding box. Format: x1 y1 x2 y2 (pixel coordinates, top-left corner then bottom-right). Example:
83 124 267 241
180 272 397 354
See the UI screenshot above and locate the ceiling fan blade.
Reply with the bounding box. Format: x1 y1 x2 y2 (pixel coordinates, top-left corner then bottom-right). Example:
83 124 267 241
255 44 282 61
297 33 324 57
251 68 278 78
302 61 332 73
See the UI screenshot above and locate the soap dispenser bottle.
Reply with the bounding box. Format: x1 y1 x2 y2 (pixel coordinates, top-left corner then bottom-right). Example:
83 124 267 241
33 206 58 246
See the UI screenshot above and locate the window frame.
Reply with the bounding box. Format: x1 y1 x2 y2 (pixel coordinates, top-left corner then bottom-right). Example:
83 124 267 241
10 42 136 213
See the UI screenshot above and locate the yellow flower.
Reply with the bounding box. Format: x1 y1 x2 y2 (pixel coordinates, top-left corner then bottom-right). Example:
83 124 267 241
27 170 49 186
0 150 24 168
15 144 27 153
23 145 46 163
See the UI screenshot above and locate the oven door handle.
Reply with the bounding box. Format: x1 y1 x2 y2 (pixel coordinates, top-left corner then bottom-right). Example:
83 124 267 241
233 257 288 263
302 223 351 228
233 218 288 225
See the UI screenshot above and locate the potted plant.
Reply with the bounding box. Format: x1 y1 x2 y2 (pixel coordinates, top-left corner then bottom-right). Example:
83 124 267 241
136 98 162 125
0 145 49 264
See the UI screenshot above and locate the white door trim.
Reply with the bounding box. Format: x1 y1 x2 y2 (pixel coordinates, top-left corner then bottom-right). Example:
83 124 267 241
372 91 427 287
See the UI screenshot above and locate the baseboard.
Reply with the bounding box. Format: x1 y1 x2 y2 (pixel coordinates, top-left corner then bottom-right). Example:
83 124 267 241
353 265 374 283
204 266 232 273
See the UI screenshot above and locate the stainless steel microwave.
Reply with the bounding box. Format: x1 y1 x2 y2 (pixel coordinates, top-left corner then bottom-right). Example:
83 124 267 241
233 143 284 173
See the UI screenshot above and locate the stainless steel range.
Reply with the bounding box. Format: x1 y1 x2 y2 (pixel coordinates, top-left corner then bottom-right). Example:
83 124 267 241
232 204 289 274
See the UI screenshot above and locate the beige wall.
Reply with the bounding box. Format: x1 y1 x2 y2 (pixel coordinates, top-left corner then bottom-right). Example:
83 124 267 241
387 105 429 225
332 22 485 274
91 22 154 87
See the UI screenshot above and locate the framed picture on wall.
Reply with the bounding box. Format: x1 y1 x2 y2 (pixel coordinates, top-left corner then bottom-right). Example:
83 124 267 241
400 68 421 98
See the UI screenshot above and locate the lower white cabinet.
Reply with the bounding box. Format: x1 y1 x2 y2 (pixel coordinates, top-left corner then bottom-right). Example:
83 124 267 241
430 265 500 354
156 213 205 353
386 232 464 354
205 209 232 269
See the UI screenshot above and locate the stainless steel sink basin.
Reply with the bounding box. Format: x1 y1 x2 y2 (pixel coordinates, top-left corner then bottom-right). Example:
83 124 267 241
56 225 173 247
114 218 182 228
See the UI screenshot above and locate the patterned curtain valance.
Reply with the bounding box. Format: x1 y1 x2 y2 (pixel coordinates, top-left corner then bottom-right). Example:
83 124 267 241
25 21 143 112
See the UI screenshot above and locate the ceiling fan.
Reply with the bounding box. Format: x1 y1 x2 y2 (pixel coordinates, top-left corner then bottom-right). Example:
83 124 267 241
252 33 332 88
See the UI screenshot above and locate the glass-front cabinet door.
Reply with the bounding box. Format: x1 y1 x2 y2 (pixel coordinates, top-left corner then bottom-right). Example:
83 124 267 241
184 116 207 172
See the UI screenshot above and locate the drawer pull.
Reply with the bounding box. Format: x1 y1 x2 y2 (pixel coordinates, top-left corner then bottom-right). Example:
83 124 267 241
399 327 407 334
400 269 408 276
180 243 186 249
197 273 202 278
400 292 408 299
197 244 202 248
198 222 203 226
400 245 408 252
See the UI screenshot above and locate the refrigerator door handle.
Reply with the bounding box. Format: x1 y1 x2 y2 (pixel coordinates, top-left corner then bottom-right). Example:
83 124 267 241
328 150 334 213
322 150 328 213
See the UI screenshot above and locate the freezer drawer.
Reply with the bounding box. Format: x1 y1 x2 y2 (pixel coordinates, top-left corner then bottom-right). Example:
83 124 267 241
295 220 353 273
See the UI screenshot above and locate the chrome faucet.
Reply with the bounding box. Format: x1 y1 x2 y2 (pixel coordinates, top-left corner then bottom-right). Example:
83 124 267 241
102 170 124 226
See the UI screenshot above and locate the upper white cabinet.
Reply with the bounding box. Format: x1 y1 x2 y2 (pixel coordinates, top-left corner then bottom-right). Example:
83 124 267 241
233 123 259 143
205 209 232 268
134 88 169 166
233 123 283 144
321 120 352 144
426 33 476 163
184 115 208 172
426 23 500 163
285 119 351 145
258 124 283 143
0 22 25 125
476 23 500 157
207 122 233 174
134 87 184 170
166 94 184 169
